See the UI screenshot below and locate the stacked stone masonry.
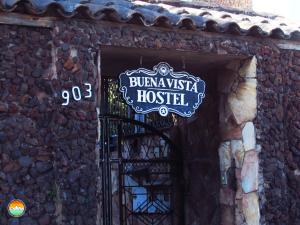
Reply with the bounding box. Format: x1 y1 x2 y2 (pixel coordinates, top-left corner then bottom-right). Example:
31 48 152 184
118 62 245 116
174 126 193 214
0 17 299 225
218 57 260 225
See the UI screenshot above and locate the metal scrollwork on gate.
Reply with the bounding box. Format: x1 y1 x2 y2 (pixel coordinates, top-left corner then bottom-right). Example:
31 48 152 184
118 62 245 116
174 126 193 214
99 115 183 225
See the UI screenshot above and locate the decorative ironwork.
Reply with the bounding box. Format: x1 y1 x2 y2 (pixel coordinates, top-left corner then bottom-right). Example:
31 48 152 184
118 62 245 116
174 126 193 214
101 77 176 130
99 115 182 225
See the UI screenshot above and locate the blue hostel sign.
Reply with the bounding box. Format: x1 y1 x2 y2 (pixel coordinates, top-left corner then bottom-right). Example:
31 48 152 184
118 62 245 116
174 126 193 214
119 62 205 117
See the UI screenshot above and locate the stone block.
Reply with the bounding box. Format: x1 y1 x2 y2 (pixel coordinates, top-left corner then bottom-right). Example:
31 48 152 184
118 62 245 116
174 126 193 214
239 57 257 78
228 79 257 125
242 192 260 225
241 150 258 193
242 122 256 151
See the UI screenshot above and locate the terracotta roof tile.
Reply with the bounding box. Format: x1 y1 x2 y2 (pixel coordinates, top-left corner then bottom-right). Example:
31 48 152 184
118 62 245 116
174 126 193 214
0 0 299 40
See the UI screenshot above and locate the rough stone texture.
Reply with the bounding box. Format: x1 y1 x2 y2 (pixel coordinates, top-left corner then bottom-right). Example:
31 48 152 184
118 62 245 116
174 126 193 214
0 17 299 225
51 22 98 225
218 58 259 225
219 94 243 141
255 49 300 225
242 192 260 225
241 150 259 193
0 25 56 225
0 24 98 225
239 57 257 78
242 122 256 151
228 79 257 125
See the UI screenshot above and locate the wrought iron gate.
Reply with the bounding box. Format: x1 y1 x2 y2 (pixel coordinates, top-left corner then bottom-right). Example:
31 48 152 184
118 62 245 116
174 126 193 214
99 115 182 225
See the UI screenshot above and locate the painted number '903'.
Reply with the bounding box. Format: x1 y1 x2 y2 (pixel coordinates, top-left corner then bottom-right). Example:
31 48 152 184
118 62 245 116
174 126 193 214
62 83 92 106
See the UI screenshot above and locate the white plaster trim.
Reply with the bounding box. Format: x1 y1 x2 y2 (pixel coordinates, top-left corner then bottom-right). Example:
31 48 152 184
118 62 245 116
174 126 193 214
276 41 300 51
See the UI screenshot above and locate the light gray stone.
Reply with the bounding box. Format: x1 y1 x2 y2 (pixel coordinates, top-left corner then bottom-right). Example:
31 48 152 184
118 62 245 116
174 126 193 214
241 150 258 193
242 192 260 225
242 122 256 151
228 79 257 125
239 57 257 78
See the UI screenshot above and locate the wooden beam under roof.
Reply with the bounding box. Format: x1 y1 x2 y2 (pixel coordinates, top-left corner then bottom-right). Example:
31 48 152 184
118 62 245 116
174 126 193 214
0 12 55 28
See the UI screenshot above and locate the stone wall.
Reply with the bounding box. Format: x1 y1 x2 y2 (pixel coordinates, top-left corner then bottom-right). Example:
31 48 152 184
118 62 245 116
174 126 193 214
217 57 260 225
256 48 300 225
0 23 99 225
0 25 57 225
51 23 99 225
282 50 300 225
0 17 299 225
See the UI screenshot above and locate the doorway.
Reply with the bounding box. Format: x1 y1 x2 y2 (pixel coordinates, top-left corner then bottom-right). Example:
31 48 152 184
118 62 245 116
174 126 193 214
98 49 185 225
98 46 244 225
98 115 182 225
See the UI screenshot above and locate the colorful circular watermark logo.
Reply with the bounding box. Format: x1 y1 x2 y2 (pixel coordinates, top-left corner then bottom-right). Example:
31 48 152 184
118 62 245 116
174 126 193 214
7 199 26 217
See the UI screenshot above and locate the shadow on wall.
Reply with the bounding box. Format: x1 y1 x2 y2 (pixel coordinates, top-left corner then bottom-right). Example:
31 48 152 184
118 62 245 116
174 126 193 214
171 69 221 225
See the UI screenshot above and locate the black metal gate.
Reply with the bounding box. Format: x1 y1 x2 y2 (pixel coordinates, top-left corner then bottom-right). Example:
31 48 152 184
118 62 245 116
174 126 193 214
99 115 182 225
98 75 183 225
